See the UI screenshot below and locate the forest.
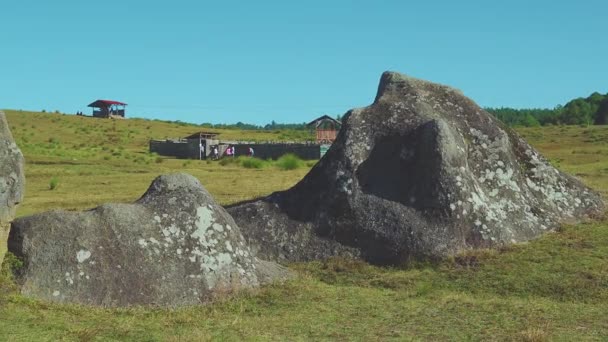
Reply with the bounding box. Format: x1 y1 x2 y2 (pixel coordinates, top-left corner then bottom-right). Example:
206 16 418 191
487 91 608 127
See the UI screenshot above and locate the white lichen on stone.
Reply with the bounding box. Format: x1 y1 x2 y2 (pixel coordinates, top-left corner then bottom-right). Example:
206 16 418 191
212 223 224 233
64 272 74 285
76 250 91 263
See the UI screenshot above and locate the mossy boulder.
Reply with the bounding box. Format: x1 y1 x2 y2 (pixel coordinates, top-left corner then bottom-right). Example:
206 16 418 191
228 72 605 265
9 173 289 307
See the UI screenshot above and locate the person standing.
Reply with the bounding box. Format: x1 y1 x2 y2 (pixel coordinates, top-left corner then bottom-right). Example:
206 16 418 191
213 146 219 160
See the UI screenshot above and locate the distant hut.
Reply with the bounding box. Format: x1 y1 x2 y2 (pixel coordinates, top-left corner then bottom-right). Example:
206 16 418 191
88 100 127 118
184 131 220 160
183 132 220 140
307 115 342 144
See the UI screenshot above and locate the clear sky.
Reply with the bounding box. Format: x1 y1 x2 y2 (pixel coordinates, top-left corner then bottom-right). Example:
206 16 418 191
1 0 606 125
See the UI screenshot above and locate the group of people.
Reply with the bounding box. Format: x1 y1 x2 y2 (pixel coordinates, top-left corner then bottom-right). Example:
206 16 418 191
209 145 254 160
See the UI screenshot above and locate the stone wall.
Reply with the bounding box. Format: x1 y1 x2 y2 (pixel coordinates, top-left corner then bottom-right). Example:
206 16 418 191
149 140 200 159
150 140 321 160
231 144 320 160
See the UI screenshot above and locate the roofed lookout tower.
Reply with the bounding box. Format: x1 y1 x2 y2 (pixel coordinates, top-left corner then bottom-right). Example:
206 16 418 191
88 100 127 118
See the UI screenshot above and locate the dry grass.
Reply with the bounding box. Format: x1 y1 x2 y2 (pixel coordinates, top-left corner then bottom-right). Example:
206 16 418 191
1 111 607 340
3 110 311 216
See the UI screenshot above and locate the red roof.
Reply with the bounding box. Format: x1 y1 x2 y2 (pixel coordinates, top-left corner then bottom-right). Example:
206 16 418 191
88 99 127 107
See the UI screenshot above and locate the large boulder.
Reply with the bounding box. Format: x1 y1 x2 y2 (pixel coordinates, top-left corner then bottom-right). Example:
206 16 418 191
228 72 605 265
0 111 25 265
9 173 289 307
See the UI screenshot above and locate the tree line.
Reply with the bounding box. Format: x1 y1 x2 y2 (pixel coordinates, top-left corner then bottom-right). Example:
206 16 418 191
201 120 311 131
197 115 346 131
486 92 608 127
157 92 608 130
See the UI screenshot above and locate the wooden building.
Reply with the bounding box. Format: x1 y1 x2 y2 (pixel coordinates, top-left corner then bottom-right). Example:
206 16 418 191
88 100 127 118
184 131 220 159
183 132 220 140
307 115 342 144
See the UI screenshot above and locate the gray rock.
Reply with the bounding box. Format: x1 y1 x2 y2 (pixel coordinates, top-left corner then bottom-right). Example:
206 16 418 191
228 71 606 265
0 111 25 265
9 173 290 307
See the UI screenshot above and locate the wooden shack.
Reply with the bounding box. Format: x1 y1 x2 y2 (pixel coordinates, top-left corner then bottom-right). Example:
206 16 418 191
307 115 341 144
88 100 127 118
183 132 220 140
184 131 220 159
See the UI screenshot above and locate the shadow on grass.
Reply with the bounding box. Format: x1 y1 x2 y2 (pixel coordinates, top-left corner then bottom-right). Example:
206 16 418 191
292 219 608 303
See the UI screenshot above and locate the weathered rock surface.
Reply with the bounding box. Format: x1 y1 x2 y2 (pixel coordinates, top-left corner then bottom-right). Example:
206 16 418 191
0 111 25 265
228 72 606 265
9 173 289 307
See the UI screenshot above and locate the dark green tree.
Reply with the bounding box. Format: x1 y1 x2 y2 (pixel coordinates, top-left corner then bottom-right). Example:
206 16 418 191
595 98 608 125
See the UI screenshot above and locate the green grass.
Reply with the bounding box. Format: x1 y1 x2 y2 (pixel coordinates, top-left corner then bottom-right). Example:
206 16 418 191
1 110 312 216
1 223 607 340
220 155 307 170
275 153 304 170
48 177 59 191
1 110 608 340
239 157 268 169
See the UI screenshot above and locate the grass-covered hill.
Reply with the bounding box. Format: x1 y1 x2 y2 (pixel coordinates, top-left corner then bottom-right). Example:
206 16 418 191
1 109 608 340
2 110 315 216
3 110 314 160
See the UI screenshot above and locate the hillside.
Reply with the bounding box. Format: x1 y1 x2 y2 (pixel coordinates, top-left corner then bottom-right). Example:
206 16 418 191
3 110 314 158
4 109 608 217
2 110 314 216
1 110 607 340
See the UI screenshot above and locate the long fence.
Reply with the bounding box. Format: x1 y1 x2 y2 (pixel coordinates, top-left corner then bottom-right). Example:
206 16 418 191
149 140 200 159
150 139 322 160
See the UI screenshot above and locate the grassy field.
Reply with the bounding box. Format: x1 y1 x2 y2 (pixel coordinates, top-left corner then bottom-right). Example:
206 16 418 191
1 110 608 341
2 110 313 216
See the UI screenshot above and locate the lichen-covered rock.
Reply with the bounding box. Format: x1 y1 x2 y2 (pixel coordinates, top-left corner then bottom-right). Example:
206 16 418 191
9 173 289 307
228 71 605 265
0 111 25 265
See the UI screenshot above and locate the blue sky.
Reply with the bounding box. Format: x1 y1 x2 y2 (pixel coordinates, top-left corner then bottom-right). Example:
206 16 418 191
1 0 606 125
